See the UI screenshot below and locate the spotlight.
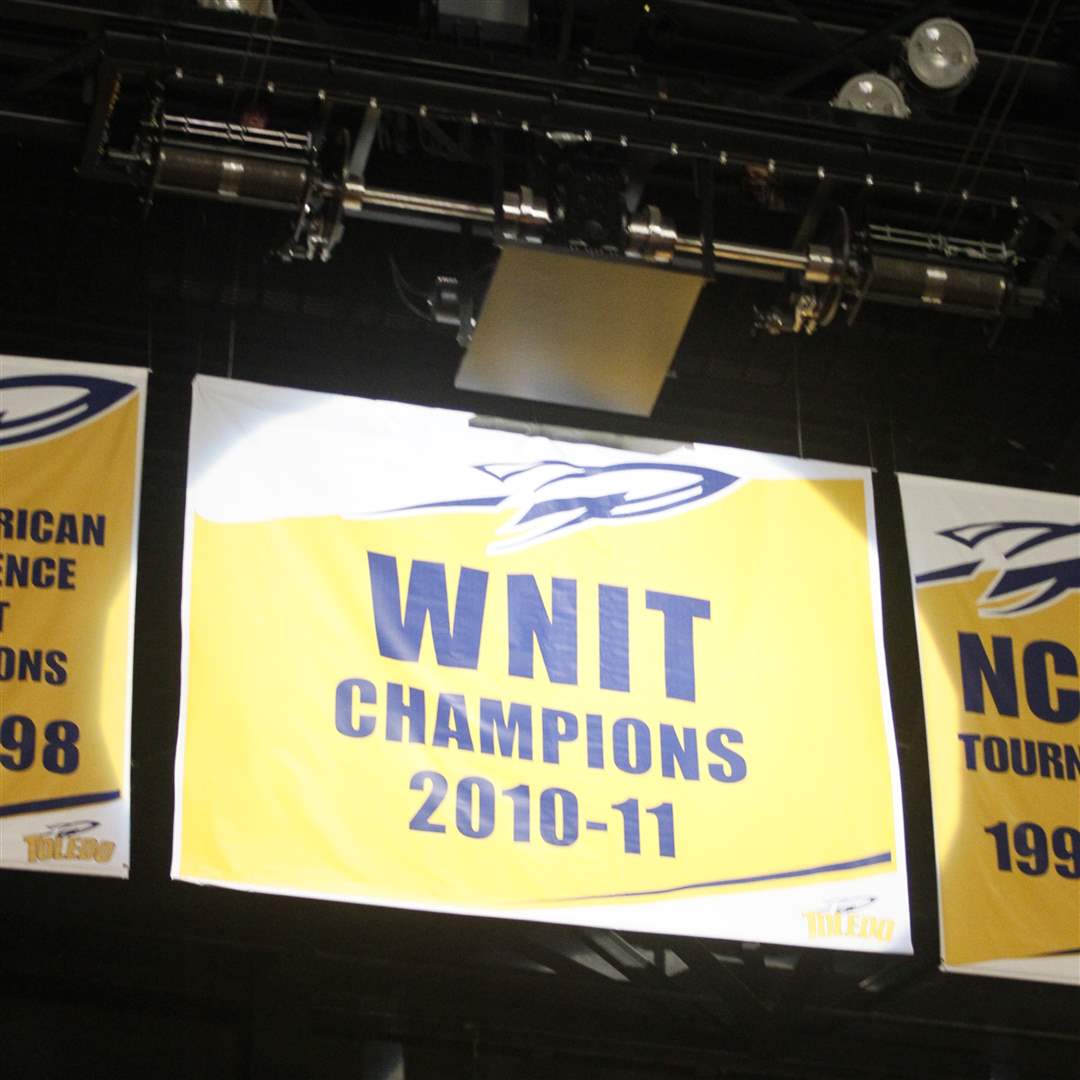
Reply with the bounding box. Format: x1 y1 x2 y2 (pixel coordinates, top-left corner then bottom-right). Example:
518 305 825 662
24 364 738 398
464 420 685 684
196 1 276 15
906 18 976 91
832 73 910 119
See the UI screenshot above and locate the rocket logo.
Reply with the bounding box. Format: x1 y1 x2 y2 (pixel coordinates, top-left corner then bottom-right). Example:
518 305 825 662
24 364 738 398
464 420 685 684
380 459 740 552
914 520 1080 616
0 373 135 448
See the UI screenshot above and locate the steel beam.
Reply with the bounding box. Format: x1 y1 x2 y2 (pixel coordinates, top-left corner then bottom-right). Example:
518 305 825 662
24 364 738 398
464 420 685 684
2 2 1079 211
86 27 1076 212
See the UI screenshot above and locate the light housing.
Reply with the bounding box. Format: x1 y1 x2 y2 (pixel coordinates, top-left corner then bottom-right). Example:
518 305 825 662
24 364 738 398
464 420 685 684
906 18 977 91
196 1 276 15
832 73 911 119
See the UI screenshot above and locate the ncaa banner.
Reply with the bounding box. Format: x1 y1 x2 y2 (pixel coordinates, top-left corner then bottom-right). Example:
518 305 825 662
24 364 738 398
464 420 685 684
900 475 1079 984
175 375 911 952
0 355 146 877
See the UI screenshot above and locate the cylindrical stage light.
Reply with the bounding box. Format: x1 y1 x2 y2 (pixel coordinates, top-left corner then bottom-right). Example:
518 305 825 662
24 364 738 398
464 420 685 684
154 147 308 207
867 255 1006 314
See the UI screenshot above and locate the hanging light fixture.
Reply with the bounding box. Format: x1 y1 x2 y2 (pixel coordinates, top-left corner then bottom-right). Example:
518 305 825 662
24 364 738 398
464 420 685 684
196 1 276 16
832 73 911 119
906 18 977 91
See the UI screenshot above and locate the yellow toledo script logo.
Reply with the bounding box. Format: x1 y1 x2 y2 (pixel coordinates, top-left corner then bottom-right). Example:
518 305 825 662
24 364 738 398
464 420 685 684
23 819 116 866
802 897 896 943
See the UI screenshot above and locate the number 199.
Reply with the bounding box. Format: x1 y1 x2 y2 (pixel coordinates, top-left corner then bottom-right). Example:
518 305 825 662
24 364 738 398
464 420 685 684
984 821 1080 878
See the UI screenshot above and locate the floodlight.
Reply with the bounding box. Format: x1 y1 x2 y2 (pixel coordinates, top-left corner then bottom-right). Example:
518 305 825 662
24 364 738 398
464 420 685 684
832 73 911 119
906 18 976 91
196 1 276 15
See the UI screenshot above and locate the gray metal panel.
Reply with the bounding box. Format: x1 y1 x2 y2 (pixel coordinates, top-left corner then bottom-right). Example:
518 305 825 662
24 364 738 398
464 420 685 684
455 246 703 416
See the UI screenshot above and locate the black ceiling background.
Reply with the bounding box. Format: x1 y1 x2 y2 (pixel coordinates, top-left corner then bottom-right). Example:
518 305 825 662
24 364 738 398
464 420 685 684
1 2 1078 1078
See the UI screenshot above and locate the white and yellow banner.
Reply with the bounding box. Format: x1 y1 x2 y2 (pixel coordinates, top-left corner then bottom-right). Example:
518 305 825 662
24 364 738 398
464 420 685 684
175 375 911 951
0 355 146 877
900 474 1079 984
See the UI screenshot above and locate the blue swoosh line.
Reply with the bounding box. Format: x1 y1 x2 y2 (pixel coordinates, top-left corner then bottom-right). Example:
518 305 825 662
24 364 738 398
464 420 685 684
914 560 982 585
386 496 506 512
997 524 1080 558
986 558 1080 612
528 850 894 904
0 790 121 818
939 521 1080 558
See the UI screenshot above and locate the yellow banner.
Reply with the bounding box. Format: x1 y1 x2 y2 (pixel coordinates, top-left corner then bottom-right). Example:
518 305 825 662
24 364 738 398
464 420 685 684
0 356 146 876
900 474 1080 984
175 376 911 951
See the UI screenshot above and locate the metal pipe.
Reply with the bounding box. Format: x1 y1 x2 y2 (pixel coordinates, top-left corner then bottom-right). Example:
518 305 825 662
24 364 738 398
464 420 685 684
344 181 494 222
343 181 814 274
675 235 810 272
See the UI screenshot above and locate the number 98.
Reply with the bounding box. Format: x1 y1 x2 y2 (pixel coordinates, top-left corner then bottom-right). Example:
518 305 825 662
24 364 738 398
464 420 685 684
0 714 80 775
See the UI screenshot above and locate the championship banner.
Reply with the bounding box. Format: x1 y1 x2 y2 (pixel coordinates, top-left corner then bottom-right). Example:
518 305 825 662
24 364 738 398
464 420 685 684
0 355 146 877
175 375 911 951
899 474 1079 984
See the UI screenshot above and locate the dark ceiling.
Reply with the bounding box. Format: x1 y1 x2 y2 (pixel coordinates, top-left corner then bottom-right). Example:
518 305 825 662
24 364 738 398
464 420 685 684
1 3 1078 1079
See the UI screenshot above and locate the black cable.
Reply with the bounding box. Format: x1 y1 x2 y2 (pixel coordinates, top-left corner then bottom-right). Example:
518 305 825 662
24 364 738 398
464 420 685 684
388 253 429 297
931 0 1044 230
946 0 1063 232
245 0 289 118
226 4 270 125
793 337 804 460
388 255 431 321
